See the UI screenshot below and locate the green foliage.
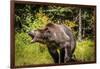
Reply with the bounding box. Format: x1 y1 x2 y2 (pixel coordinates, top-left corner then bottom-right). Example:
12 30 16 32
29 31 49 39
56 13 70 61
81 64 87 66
30 11 50 30
64 20 78 30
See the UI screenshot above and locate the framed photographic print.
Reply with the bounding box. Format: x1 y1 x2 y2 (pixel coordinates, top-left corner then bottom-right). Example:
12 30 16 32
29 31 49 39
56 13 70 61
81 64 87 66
10 0 96 68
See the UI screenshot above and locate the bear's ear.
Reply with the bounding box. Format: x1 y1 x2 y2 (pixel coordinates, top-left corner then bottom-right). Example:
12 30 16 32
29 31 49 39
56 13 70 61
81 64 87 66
46 23 54 27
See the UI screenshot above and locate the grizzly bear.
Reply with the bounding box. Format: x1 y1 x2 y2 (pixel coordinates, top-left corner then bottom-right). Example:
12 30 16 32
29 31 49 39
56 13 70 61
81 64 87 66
28 23 76 64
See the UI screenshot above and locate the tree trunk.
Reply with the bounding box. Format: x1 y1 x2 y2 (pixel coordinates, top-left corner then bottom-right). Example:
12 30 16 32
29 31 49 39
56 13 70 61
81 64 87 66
78 8 82 41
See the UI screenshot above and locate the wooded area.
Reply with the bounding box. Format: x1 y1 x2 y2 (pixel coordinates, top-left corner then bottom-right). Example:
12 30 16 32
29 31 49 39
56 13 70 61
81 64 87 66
15 3 96 66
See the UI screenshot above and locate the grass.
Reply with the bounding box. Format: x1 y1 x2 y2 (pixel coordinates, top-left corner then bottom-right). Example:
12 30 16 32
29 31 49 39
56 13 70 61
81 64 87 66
15 32 54 66
15 32 95 66
73 39 95 62
15 43 54 66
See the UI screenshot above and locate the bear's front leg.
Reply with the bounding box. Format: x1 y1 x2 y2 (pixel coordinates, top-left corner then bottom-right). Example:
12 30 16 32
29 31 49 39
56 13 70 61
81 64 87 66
47 47 59 64
60 48 65 63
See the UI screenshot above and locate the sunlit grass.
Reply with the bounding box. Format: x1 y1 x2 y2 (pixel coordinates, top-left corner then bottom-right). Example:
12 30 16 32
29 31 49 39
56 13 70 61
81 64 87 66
73 39 95 62
15 33 95 66
15 33 54 66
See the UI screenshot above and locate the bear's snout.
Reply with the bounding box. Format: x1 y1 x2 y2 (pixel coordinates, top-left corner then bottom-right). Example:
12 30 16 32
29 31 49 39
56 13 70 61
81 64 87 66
28 31 35 38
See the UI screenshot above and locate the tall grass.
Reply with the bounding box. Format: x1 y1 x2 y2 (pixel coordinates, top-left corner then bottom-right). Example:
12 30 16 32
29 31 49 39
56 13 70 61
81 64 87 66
73 40 95 62
15 32 53 66
15 32 95 66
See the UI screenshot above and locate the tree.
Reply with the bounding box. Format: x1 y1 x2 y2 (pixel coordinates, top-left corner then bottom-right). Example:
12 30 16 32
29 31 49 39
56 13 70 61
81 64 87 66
78 8 82 41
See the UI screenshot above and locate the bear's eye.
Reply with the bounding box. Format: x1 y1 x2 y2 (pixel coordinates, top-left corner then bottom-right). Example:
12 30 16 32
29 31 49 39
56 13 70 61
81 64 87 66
44 27 51 33
47 30 51 33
